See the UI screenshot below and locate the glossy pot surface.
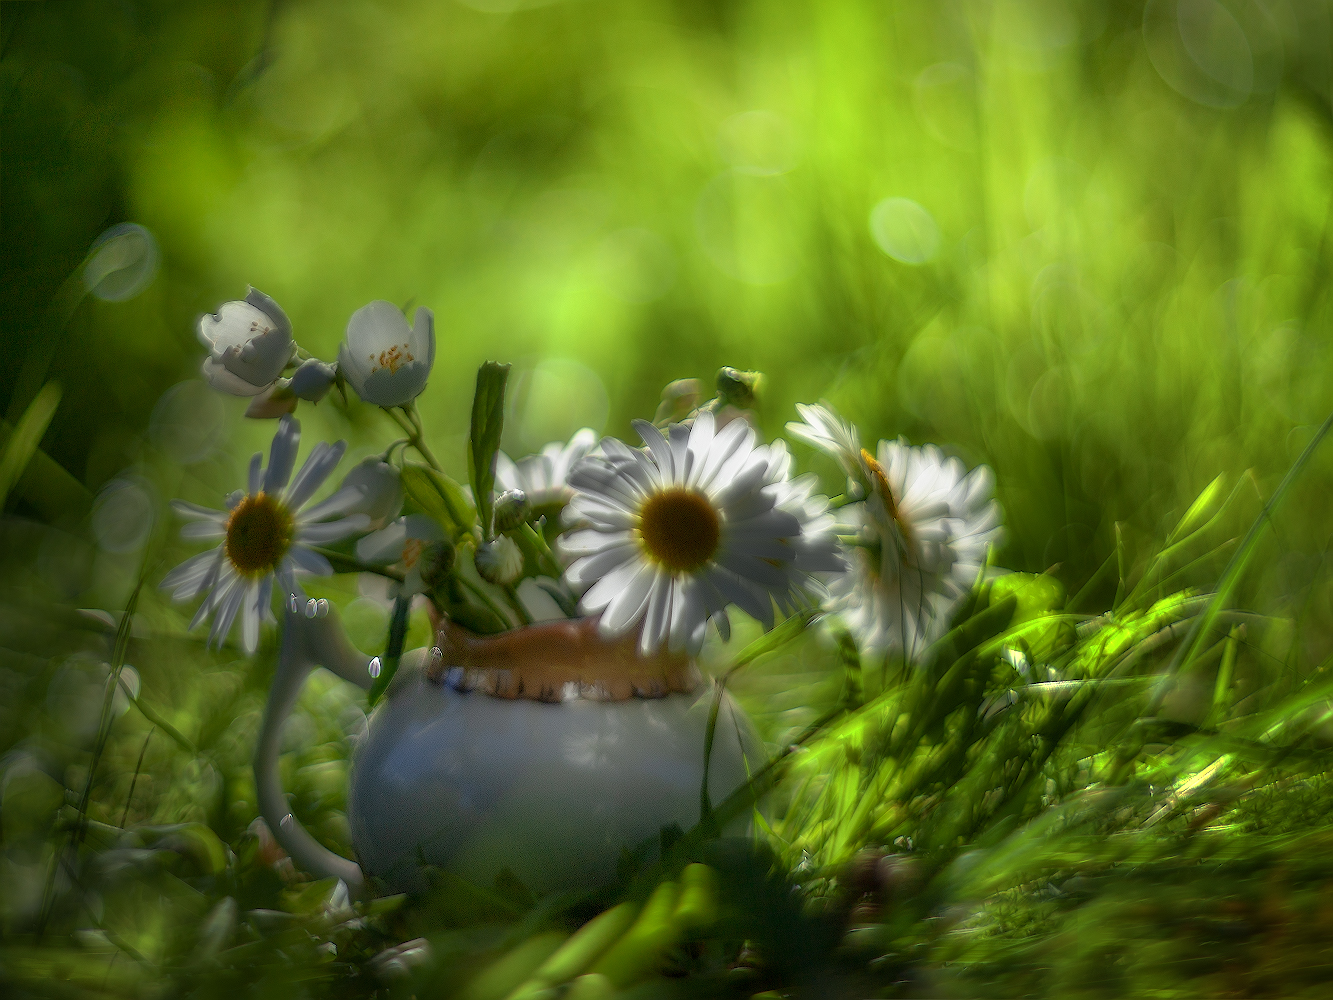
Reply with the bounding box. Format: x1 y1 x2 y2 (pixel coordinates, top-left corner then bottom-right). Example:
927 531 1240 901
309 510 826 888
348 657 763 894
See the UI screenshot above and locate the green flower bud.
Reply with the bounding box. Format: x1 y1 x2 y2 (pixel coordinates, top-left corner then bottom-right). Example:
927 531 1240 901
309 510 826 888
476 536 524 586
493 489 532 534
715 367 762 409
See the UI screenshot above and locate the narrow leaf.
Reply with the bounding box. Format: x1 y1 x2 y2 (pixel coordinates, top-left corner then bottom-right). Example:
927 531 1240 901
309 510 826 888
0 381 61 511
368 593 412 706
400 463 476 538
469 362 511 541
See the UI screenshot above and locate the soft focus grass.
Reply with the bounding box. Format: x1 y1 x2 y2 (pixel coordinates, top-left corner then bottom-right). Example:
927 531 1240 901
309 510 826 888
3 1 1333 996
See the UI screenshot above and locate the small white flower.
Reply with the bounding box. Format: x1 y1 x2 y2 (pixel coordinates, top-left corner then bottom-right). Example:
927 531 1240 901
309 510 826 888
562 412 838 656
338 302 435 407
786 402 863 481
160 415 370 654
475 535 524 586
495 428 598 511
336 457 404 530
198 288 294 397
356 514 445 594
832 438 1003 660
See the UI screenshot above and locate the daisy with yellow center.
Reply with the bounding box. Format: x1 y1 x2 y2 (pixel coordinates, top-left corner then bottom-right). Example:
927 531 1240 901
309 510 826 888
562 412 840 655
160 415 370 653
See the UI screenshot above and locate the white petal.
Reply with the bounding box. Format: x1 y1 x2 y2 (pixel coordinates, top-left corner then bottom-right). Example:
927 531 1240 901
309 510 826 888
248 453 262 495
296 514 369 544
598 559 657 636
286 439 347 510
580 556 645 614
263 415 301 494
201 356 267 396
181 520 226 541
240 582 261 654
160 548 222 600
286 546 334 576
565 541 640 588
170 500 225 522
638 568 674 655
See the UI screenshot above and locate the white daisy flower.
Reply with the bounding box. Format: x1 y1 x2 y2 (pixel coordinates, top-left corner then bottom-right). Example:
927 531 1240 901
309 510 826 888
495 427 598 513
833 438 1002 660
337 301 435 407
197 288 294 397
356 514 445 595
562 412 837 656
160 415 370 653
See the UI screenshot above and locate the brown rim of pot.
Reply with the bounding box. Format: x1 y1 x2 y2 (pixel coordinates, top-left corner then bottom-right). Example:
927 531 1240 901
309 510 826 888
423 607 702 703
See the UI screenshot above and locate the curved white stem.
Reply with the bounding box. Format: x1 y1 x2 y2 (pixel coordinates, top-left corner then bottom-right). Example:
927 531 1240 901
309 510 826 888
254 605 374 896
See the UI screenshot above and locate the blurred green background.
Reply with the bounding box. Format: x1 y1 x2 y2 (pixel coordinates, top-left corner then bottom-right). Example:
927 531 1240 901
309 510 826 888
4 0 1332 618
4 2 1333 994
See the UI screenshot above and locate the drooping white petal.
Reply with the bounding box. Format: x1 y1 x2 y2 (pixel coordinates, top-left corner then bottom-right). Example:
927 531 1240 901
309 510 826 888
598 559 657 636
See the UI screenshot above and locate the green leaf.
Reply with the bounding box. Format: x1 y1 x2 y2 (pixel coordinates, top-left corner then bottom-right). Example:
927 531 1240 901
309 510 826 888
400 463 476 538
1166 472 1226 545
468 362 511 541
367 593 412 706
0 381 61 511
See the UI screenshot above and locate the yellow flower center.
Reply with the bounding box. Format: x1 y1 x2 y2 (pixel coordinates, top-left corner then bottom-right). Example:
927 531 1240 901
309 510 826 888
225 493 294 577
369 343 414 375
638 487 720 573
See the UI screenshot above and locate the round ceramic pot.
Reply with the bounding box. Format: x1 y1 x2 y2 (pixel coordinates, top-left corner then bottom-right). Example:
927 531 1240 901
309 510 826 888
255 608 765 896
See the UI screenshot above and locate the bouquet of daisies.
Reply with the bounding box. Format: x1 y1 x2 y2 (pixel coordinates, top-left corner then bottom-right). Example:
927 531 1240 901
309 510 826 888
163 288 1004 688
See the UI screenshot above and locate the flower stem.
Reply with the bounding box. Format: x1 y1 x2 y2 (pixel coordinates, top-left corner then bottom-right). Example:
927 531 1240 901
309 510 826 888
308 546 406 582
383 404 443 473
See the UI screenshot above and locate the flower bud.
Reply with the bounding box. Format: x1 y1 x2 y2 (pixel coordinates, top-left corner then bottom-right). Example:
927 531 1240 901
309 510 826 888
715 367 761 409
418 539 456 590
492 489 531 534
289 358 337 402
475 536 523 586
338 458 404 529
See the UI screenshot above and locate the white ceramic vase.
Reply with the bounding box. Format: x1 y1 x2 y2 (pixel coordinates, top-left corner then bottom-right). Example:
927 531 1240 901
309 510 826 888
255 607 764 896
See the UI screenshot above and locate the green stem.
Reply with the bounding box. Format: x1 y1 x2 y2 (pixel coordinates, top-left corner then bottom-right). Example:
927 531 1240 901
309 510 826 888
308 546 405 582
383 404 443 473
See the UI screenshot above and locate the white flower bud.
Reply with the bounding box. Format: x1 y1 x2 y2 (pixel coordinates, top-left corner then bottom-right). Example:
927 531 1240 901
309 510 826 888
289 358 337 402
337 302 435 407
338 457 404 529
475 536 523 586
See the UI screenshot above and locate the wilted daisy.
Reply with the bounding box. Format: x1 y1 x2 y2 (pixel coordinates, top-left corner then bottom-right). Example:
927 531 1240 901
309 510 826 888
160 415 369 653
562 412 838 655
833 438 1002 659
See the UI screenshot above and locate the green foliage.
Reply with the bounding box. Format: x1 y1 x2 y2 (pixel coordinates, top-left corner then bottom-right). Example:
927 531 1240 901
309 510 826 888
468 362 512 542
